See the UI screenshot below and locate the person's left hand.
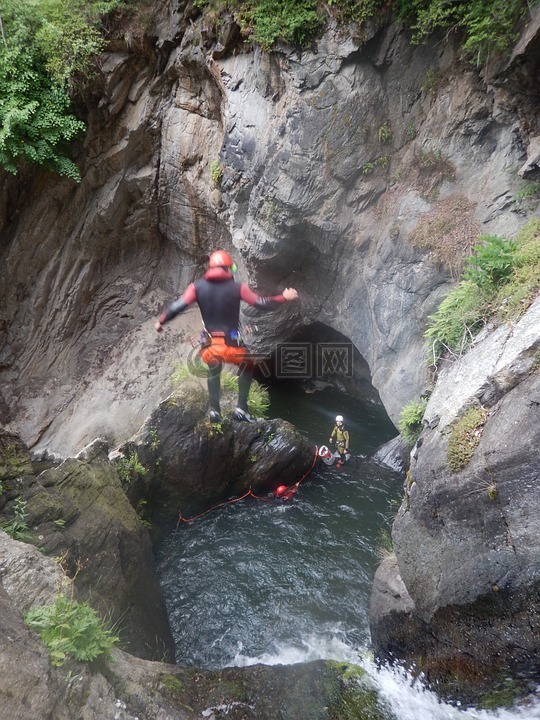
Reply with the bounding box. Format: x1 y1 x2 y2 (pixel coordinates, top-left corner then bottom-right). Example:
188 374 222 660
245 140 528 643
155 320 164 333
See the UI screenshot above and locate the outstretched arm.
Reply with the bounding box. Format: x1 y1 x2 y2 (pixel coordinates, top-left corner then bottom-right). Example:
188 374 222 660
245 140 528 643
240 285 298 310
155 284 197 332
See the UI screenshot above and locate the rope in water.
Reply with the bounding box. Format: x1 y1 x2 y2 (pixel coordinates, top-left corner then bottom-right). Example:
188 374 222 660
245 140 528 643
176 446 320 525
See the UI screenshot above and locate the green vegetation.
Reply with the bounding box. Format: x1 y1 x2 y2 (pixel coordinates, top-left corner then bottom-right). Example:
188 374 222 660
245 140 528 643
426 221 540 364
426 279 491 362
192 0 534 60
25 594 118 666
513 180 540 209
361 155 390 174
171 362 271 417
463 234 517 289
210 159 223 185
236 0 322 50
117 451 146 487
326 660 392 720
395 0 536 63
446 406 488 472
0 497 32 541
0 0 134 179
377 121 391 144
398 397 427 444
376 527 394 557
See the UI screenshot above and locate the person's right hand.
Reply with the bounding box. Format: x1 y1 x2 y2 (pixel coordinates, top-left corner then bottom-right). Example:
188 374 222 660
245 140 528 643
155 320 164 333
282 288 298 301
329 438 333 443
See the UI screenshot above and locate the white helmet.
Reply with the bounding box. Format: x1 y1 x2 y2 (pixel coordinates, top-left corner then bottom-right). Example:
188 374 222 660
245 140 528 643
335 415 344 422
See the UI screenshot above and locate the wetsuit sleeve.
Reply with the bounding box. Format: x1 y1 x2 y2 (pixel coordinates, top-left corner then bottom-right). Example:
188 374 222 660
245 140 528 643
240 284 287 310
330 426 337 439
344 431 350 448
159 283 197 324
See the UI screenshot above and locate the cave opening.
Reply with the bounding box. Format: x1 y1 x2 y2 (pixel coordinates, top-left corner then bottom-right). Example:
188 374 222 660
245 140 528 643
259 321 397 455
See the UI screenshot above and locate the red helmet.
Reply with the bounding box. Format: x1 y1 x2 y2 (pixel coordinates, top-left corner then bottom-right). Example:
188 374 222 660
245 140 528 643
208 250 234 269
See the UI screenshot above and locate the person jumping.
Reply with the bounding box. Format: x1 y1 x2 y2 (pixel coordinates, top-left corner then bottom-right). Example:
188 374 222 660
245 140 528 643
155 250 298 423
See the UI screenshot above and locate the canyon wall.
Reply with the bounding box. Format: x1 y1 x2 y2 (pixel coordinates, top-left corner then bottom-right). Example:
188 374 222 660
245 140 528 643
0 4 538 458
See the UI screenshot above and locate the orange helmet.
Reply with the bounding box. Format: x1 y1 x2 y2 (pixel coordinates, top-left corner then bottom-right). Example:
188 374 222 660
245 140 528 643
208 250 234 269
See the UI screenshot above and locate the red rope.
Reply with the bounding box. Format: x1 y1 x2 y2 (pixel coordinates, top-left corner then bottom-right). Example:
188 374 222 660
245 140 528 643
177 446 319 525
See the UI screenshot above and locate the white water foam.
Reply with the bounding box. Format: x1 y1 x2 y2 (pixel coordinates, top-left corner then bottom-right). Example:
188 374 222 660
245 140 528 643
232 633 358 668
231 636 540 720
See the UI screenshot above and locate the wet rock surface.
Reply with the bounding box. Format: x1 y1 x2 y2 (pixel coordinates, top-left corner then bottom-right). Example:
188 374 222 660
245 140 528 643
116 379 317 524
370 300 540 700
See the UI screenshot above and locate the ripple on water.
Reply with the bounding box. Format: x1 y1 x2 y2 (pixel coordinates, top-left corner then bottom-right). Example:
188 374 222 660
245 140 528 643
156 459 401 670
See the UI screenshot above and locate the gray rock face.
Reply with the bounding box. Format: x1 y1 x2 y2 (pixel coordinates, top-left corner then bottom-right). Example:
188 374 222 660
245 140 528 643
15 441 176 661
370 298 540 698
1 1 540 709
1 9 537 458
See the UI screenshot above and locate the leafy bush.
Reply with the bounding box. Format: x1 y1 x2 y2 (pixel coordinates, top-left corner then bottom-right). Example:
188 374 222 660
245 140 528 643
221 371 271 417
464 234 517 289
398 397 427 444
327 0 387 26
425 280 491 362
25 595 118 666
171 359 209 385
494 219 540 318
0 497 32 542
117 451 146 487
210 159 223 185
0 0 129 179
424 227 533 364
236 0 322 49
395 0 530 63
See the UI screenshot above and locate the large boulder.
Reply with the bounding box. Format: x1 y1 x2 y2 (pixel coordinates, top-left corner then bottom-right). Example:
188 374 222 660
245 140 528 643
115 379 317 524
11 440 176 662
369 299 540 701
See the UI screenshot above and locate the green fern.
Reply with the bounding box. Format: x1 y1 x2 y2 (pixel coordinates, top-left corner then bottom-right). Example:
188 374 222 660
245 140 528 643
464 235 517 289
25 595 118 666
398 398 427 444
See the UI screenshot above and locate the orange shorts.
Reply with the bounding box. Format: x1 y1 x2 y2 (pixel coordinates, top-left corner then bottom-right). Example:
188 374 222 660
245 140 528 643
200 337 250 367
